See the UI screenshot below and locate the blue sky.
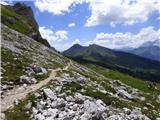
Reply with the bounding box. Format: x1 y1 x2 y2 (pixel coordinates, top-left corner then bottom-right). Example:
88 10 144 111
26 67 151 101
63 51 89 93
2 0 160 51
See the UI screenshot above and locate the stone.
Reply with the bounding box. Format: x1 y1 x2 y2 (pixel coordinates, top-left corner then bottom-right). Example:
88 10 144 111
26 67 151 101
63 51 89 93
80 113 91 120
66 96 74 102
55 86 62 93
56 98 66 108
23 84 27 88
77 76 87 84
43 88 56 100
117 89 134 100
35 113 45 120
74 93 85 104
30 78 37 84
34 92 41 99
123 107 131 115
72 104 78 111
32 107 38 115
41 67 47 74
37 100 46 110
139 96 146 101
96 99 106 112
68 110 75 117
25 101 32 109
20 75 31 84
0 113 5 120
2 85 7 90
47 108 58 118
58 111 67 118
156 95 160 103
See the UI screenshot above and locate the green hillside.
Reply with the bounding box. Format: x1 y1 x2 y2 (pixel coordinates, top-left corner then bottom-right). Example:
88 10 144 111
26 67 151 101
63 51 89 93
63 44 160 82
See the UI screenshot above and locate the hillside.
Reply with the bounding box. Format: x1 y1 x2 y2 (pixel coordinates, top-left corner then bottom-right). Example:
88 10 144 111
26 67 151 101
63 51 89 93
1 2 160 120
1 24 160 120
63 44 160 82
1 3 50 47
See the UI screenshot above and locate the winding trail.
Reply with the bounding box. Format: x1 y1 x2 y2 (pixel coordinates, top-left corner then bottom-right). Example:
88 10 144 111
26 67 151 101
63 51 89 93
1 62 71 112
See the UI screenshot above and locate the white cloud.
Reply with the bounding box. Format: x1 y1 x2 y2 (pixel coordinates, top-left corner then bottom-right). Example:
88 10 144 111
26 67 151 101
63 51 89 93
85 0 160 27
71 39 80 45
0 1 9 5
39 26 81 51
34 0 83 15
34 0 160 26
55 30 68 42
90 26 160 49
39 26 68 45
68 23 76 27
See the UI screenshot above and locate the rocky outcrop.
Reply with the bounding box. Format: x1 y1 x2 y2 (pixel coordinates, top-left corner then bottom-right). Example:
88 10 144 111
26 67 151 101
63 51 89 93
1 3 50 47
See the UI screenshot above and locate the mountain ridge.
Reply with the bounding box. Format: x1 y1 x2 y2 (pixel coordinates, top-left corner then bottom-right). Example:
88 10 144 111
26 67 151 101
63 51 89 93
63 44 160 82
128 40 160 61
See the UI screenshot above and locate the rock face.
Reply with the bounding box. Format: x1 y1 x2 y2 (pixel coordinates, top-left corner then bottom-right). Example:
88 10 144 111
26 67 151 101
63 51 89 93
13 3 44 42
1 3 50 47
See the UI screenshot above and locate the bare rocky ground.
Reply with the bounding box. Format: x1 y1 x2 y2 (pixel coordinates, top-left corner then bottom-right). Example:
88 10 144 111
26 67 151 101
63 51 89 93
1 24 160 120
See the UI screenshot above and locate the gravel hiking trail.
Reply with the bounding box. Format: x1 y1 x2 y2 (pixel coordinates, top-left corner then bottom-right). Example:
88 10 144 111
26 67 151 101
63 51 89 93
1 62 71 112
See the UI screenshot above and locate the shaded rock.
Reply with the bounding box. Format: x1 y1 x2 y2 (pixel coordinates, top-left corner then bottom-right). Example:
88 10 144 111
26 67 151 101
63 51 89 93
25 101 32 109
20 75 31 84
156 95 160 103
30 78 37 84
0 113 5 120
35 113 45 120
47 108 58 118
117 89 134 100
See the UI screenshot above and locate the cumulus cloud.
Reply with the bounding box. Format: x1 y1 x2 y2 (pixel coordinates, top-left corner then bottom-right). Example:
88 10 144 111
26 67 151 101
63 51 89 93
55 30 68 42
34 0 83 15
68 23 76 27
85 0 160 27
39 26 68 45
0 1 9 5
34 0 160 26
88 26 160 49
71 39 81 45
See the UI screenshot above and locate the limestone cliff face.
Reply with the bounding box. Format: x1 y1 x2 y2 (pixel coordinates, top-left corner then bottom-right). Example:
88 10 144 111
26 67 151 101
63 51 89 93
1 2 50 47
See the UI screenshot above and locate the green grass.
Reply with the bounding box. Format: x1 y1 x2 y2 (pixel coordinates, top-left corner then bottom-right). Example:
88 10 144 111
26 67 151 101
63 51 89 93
86 64 160 93
4 20 30 34
1 48 32 82
61 82 83 95
5 95 36 120
1 5 31 34
33 72 50 82
1 5 18 17
83 86 130 108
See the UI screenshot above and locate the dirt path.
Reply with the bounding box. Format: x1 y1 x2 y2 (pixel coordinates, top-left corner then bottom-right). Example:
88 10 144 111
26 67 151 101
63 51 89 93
1 62 71 112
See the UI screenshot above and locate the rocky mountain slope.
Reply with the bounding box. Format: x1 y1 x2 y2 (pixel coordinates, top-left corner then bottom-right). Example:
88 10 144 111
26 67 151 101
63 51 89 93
1 24 160 120
63 44 160 82
1 3 160 120
1 3 50 47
